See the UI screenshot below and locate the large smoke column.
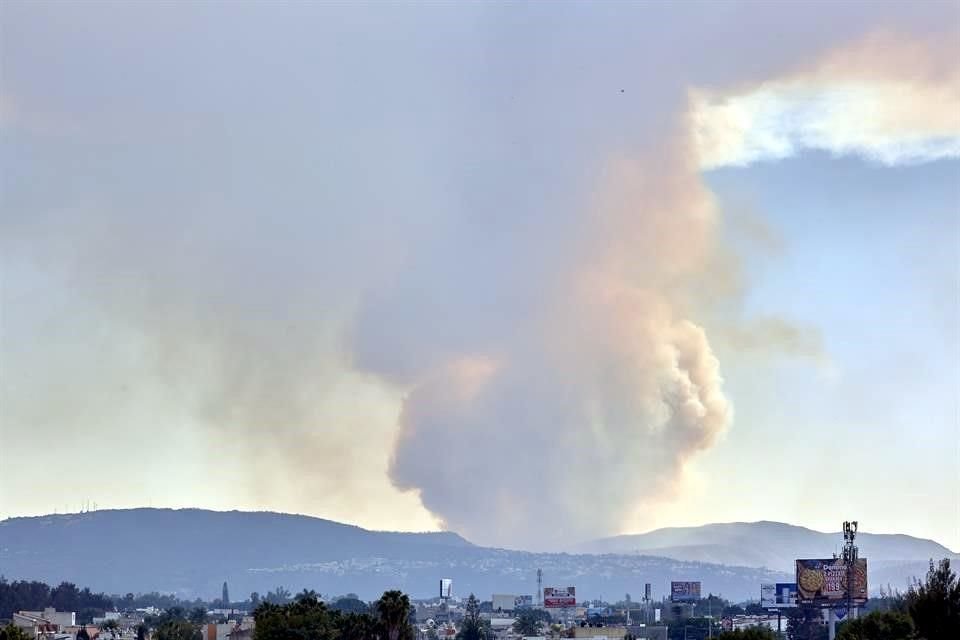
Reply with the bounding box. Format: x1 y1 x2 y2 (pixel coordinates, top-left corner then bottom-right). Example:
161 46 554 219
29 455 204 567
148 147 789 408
354 29 960 549
354 143 733 549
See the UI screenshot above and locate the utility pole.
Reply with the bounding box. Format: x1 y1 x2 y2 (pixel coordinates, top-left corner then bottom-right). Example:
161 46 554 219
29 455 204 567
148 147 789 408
707 597 712 639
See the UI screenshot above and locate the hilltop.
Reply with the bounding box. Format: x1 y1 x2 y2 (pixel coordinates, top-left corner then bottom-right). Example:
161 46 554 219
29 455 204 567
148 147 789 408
575 520 955 571
1 509 952 602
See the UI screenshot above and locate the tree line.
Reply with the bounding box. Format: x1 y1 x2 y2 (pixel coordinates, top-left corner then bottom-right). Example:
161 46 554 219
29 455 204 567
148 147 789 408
250 590 416 640
0 578 112 624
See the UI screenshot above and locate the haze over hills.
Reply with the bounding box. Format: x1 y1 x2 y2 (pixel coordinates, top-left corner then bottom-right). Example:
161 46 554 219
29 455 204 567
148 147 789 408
575 521 957 571
0 509 952 603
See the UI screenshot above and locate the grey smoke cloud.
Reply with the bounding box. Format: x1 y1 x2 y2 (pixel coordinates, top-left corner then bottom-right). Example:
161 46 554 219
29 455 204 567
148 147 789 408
1 1 956 544
369 145 733 548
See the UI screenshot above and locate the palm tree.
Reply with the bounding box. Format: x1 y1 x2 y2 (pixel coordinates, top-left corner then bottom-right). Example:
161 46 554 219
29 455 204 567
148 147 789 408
376 591 412 640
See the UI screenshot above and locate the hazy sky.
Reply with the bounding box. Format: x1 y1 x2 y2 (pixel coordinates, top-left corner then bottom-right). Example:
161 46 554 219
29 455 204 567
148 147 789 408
1 1 958 551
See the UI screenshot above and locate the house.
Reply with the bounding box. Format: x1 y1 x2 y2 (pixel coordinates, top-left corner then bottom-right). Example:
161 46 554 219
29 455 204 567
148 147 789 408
13 608 77 638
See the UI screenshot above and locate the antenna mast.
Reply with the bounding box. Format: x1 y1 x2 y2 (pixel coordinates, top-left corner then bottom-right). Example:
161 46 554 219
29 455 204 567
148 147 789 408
842 521 859 620
537 569 543 608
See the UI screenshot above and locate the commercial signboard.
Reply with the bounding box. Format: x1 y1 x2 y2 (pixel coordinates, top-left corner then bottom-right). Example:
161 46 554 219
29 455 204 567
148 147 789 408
760 583 798 608
543 587 576 608
670 581 701 602
491 594 532 611
795 559 867 604
440 579 453 599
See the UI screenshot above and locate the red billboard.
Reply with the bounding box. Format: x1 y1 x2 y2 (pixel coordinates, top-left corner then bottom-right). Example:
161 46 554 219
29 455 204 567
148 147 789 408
543 586 576 608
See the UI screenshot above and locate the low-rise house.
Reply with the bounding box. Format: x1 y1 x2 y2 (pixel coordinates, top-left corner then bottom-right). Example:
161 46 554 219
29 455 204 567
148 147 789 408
13 608 77 638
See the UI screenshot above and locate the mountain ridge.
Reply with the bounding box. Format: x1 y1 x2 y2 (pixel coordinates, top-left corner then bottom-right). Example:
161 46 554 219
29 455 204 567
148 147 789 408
1 509 953 603
575 520 956 571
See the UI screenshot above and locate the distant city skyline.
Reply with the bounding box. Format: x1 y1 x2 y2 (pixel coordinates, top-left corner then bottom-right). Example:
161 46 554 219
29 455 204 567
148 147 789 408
2 2 958 551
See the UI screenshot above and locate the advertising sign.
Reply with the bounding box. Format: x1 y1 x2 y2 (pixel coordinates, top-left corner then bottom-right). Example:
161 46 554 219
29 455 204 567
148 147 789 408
795 559 867 604
440 579 453 599
670 581 701 602
543 587 576 608
761 583 798 608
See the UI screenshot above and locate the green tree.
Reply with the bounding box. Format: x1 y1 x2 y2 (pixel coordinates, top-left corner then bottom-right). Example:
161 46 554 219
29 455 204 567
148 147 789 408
456 595 488 640
253 596 337 640
376 591 413 640
264 587 292 605
717 628 778 640
51 583 81 613
332 597 370 614
336 611 379 640
786 608 827 640
77 628 91 640
513 609 545 637
155 620 201 640
835 610 913 640
189 607 208 625
907 558 960 640
0 625 32 640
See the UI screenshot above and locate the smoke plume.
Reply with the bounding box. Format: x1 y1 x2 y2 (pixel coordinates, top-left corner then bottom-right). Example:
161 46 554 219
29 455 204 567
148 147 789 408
359 143 733 548
2 2 957 546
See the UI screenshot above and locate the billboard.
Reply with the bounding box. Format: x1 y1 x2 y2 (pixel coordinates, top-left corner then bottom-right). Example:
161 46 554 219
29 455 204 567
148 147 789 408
440 579 453 599
670 581 701 602
795 559 867 604
760 583 798 608
491 594 532 611
543 587 576 608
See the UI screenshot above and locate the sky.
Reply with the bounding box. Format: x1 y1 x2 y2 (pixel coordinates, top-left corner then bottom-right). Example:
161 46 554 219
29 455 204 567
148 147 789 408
1 1 958 552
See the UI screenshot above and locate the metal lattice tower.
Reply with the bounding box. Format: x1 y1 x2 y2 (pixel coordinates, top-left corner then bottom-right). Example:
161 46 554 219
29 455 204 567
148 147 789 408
842 521 859 617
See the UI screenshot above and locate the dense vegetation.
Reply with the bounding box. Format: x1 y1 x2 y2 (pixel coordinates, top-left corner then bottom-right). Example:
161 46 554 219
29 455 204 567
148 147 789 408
0 578 112 624
253 590 414 640
0 624 33 640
